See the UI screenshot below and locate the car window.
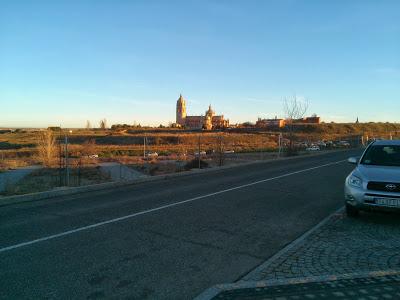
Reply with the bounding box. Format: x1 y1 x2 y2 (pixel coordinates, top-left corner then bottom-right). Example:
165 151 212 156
361 145 400 166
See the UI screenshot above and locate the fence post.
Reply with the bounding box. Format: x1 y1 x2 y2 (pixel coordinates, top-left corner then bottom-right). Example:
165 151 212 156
278 133 282 158
78 158 81 186
198 134 201 169
65 134 69 187
59 132 63 186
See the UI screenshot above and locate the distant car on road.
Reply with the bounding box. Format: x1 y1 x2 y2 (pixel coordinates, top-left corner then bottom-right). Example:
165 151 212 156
306 145 320 151
146 152 158 158
345 140 400 217
338 141 351 147
194 151 206 156
224 150 235 154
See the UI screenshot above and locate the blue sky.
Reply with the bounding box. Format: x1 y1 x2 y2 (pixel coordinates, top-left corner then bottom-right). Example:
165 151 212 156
1 0 399 127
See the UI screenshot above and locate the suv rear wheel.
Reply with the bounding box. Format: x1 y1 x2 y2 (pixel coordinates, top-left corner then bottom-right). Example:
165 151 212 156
346 204 359 217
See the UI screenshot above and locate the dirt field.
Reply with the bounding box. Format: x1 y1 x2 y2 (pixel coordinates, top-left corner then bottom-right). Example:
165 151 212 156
4 120 395 197
0 123 398 172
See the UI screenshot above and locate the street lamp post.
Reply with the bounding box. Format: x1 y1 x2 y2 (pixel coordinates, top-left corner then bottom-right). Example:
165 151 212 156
65 130 72 186
278 133 283 158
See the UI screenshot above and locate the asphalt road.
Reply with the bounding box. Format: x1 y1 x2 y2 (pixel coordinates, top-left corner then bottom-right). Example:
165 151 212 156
0 149 362 299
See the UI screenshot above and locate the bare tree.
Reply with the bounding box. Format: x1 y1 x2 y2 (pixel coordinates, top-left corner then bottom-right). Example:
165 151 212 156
215 134 225 166
283 95 309 155
82 139 96 156
85 120 92 129
37 130 57 167
99 118 107 129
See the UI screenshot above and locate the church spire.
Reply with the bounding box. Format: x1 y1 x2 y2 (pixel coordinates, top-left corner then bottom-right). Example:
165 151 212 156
176 93 186 126
178 93 185 103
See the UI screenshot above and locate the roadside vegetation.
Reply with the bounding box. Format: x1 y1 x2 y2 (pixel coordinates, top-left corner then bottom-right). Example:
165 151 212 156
0 123 399 197
0 123 399 172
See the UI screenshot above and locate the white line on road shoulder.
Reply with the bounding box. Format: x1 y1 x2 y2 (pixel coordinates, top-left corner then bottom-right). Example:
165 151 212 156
0 159 346 254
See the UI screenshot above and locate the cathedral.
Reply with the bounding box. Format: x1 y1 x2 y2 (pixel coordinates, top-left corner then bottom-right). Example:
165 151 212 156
176 94 229 130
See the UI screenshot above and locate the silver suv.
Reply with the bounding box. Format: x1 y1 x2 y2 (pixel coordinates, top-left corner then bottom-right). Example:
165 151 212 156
345 140 400 217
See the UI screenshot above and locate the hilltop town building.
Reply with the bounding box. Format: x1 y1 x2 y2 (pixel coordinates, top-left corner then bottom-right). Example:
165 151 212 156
256 117 286 128
293 116 321 124
256 115 321 129
176 94 229 130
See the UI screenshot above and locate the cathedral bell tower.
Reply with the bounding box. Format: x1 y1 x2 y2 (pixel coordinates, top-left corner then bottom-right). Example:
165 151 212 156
176 94 187 126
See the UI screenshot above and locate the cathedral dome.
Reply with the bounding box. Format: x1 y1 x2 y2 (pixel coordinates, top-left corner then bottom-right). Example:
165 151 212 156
205 104 215 117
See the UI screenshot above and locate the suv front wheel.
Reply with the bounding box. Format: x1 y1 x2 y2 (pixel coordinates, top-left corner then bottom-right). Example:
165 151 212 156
346 204 359 217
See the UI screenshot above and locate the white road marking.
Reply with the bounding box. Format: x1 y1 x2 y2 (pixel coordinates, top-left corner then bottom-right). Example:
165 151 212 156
0 159 345 254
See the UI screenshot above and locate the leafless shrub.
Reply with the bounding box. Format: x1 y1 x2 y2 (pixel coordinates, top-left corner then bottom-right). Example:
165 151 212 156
86 120 92 129
37 130 57 167
99 118 108 129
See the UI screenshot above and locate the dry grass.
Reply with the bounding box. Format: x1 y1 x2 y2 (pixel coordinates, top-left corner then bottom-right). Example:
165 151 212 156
0 159 36 170
1 123 399 171
1 167 111 196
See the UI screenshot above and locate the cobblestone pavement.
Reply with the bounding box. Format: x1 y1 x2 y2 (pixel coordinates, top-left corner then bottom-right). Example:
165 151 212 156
196 209 400 299
213 273 400 300
243 210 400 282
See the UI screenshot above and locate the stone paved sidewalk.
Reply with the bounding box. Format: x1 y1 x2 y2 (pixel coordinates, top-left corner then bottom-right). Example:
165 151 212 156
242 210 400 282
212 272 400 300
196 209 400 299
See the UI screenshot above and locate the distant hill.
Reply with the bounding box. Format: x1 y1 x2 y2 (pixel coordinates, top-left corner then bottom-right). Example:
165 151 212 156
291 122 400 136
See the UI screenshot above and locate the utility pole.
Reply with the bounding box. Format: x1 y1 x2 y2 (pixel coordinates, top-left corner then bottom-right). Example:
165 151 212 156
143 136 145 158
198 134 201 169
78 157 82 186
278 133 282 158
59 128 63 186
65 134 69 186
216 134 225 166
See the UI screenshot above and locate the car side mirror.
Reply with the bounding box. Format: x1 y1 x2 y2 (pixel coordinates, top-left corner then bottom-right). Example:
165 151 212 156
348 157 358 164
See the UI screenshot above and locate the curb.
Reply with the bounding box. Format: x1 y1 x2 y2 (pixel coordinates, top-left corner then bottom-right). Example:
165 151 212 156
194 206 345 300
194 270 400 300
239 206 345 282
0 149 353 207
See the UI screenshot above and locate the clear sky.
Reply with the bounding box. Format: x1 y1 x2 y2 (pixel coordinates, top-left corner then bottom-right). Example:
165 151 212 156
1 0 399 128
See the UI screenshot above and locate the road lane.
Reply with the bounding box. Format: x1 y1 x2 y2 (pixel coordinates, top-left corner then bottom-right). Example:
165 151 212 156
1 159 345 253
0 149 361 299
0 150 359 247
